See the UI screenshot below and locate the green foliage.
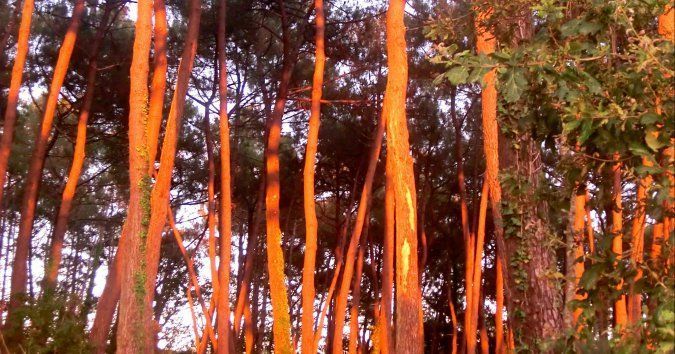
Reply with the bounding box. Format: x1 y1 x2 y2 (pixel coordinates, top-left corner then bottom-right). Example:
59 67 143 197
4 293 91 353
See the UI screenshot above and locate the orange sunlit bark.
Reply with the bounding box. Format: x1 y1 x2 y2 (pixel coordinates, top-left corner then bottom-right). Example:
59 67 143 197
43 3 113 290
216 0 233 351
612 154 628 328
264 1 294 351
146 0 168 171
301 0 325 352
0 0 34 215
384 0 424 351
116 0 154 350
332 94 386 354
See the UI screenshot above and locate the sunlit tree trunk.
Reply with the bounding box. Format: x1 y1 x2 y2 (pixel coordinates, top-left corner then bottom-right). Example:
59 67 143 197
384 0 424 352
115 0 154 351
146 0 168 172
495 254 504 353
0 0 34 214
43 2 113 291
217 0 233 350
380 153 395 354
473 5 510 313
141 0 202 350
348 230 366 354
6 0 85 324
611 154 628 328
332 96 386 354
301 0 325 351
566 185 586 327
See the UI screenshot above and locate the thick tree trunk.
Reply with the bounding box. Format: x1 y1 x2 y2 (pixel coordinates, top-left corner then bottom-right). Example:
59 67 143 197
0 0 34 213
301 0 325 351
6 0 85 324
115 0 154 351
43 2 113 291
384 1 424 352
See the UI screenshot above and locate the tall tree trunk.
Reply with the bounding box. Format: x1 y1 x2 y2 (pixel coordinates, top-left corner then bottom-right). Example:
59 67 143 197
384 1 424 352
611 154 628 328
6 0 85 324
89 2 168 348
140 0 202 350
473 5 511 319
301 0 325 351
348 224 367 354
43 2 113 291
263 1 295 351
466 181 489 353
0 0 20 64
217 0 233 350
565 185 586 327
332 97 386 354
146 0 168 172
0 0 34 213
115 0 154 351
380 152 395 354
495 254 504 353
234 180 265 334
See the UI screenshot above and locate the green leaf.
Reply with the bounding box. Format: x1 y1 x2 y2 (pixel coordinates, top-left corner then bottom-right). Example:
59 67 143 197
578 20 602 35
641 112 659 125
578 119 594 144
502 69 527 103
646 129 666 151
445 66 469 85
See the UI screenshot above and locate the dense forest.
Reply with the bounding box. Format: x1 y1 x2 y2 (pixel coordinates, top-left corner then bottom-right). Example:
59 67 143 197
0 0 672 352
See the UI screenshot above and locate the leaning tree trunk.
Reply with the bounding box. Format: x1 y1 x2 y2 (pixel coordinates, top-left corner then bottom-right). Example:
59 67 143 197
142 0 202 351
0 0 34 217
7 0 85 325
43 2 114 291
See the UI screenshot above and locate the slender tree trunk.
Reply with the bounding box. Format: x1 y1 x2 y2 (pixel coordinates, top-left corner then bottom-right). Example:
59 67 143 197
348 231 366 354
380 152 395 354
611 154 628 328
301 0 325 351
140 0 202 350
0 0 34 212
263 1 296 351
473 6 511 316
447 281 458 354
332 98 386 354
146 0 168 172
43 2 113 291
115 0 154 350
6 0 85 324
565 185 586 327
383 1 424 352
467 181 488 353
0 0 20 64
495 254 504 353
216 0 233 350
234 180 265 334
